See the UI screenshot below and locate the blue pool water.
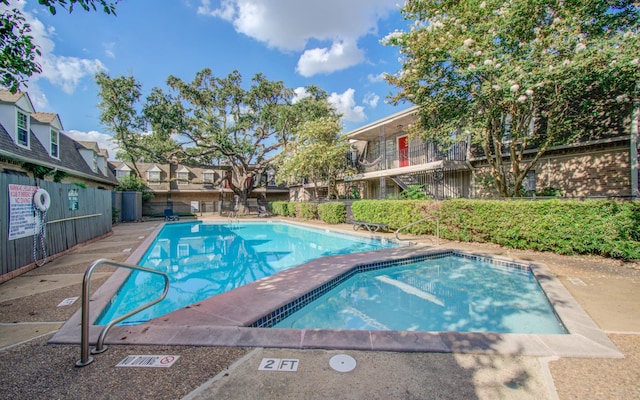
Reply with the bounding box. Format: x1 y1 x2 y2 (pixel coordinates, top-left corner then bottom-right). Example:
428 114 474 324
273 255 566 334
97 221 398 325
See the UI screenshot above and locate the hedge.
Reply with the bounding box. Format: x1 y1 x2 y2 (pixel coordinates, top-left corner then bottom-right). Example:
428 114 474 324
277 199 639 260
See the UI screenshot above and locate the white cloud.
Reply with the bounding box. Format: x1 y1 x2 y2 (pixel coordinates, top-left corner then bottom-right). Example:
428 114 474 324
1 1 106 100
363 92 380 108
296 40 364 77
367 72 387 83
103 42 116 59
328 89 366 122
292 87 310 103
198 0 398 76
65 130 120 160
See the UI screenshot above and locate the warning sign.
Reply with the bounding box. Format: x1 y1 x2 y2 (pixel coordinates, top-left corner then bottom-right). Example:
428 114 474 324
116 355 180 368
8 184 38 240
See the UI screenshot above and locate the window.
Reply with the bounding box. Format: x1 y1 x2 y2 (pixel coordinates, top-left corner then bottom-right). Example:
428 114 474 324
177 243 190 258
177 171 189 185
17 111 28 147
523 170 536 193
116 170 130 180
147 170 161 184
203 170 214 184
50 129 59 158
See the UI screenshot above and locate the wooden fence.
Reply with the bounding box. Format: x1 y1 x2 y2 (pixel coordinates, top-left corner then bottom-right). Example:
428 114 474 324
1 173 112 281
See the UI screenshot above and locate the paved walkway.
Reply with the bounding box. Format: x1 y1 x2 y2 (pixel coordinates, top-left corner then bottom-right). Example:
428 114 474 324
1 218 639 399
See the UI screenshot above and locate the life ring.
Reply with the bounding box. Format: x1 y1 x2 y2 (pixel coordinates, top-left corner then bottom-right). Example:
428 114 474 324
33 188 51 212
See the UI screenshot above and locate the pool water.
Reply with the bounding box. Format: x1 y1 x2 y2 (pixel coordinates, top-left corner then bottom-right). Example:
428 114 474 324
96 221 398 325
273 255 566 334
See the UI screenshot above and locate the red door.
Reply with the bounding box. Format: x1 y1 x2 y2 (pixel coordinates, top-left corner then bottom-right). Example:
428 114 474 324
398 136 409 167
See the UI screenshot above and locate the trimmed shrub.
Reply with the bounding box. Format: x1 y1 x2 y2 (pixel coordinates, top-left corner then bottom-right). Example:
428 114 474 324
295 202 318 220
351 200 440 235
270 201 289 216
318 202 347 224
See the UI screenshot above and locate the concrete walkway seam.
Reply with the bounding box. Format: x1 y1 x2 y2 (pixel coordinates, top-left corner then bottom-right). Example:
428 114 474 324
182 347 263 400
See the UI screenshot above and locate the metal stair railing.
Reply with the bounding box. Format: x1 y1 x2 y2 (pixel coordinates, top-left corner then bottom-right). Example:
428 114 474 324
76 258 170 367
395 216 439 245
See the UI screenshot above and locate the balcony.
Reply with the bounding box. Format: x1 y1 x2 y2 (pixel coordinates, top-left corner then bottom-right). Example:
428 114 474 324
354 141 469 180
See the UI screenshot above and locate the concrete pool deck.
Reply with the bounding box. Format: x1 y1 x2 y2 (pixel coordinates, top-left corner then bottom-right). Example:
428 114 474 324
1 217 639 399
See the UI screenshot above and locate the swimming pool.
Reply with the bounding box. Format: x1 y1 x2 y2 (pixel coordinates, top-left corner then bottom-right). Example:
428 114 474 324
271 254 566 334
51 221 621 358
96 221 399 325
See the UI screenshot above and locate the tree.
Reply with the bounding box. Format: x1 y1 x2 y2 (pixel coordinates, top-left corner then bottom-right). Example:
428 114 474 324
143 69 336 207
0 0 118 93
1 1 41 93
115 174 154 202
276 115 352 200
385 0 639 197
95 72 182 175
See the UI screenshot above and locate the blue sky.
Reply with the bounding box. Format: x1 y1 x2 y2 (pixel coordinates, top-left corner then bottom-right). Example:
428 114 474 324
9 0 412 159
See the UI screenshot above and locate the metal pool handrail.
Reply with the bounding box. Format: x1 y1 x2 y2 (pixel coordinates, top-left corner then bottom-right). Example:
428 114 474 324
76 258 170 367
395 216 439 245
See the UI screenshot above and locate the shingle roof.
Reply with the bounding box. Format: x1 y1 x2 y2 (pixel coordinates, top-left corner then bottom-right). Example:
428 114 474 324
31 112 58 124
0 122 119 186
0 90 24 103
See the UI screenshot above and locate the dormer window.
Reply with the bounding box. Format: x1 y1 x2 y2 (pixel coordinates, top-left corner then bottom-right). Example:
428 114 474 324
17 111 29 147
147 165 161 185
116 163 132 180
203 170 214 184
50 129 59 158
177 166 189 185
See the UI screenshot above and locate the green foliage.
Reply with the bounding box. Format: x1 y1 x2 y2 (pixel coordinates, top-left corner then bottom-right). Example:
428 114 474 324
535 187 563 197
351 200 440 234
385 0 639 197
438 199 640 260
38 0 118 15
20 162 66 182
400 185 427 200
95 72 182 172
317 202 346 224
0 1 41 93
276 114 352 199
295 202 318 220
1 0 117 93
73 182 87 188
270 201 289 217
115 174 154 202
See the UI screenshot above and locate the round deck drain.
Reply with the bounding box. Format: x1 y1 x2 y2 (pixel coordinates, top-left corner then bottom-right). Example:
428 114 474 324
329 354 356 372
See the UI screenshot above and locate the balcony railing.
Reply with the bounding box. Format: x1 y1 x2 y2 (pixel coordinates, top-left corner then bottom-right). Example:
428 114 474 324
362 141 468 173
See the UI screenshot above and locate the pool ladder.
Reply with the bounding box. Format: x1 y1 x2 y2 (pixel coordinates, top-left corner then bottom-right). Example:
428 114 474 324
75 258 170 367
395 216 439 245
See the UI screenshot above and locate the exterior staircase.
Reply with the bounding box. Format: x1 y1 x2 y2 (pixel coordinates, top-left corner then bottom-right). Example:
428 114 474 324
391 174 420 191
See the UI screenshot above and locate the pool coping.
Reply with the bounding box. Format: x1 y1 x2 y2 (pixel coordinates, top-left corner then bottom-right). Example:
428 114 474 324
50 220 623 359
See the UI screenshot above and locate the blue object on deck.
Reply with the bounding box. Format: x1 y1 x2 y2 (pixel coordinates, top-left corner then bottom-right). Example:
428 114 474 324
164 209 179 221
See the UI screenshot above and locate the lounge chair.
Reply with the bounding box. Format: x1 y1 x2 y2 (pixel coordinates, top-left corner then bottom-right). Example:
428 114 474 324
258 205 271 217
164 208 179 221
350 219 389 233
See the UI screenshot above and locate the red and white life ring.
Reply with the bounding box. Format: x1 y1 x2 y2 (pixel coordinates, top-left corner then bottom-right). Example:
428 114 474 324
33 188 51 212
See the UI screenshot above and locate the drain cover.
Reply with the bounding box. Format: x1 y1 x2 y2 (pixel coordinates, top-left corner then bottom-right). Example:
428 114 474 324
329 354 356 372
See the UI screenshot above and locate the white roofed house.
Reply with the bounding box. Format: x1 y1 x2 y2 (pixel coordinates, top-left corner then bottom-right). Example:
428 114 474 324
0 90 118 281
0 90 118 189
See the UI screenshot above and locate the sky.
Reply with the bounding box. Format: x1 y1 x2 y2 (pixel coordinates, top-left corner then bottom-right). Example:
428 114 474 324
7 0 413 160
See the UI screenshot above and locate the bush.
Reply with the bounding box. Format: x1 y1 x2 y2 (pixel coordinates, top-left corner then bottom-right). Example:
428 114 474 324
351 200 440 234
270 201 289 216
318 202 347 224
439 199 640 260
295 202 318 220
